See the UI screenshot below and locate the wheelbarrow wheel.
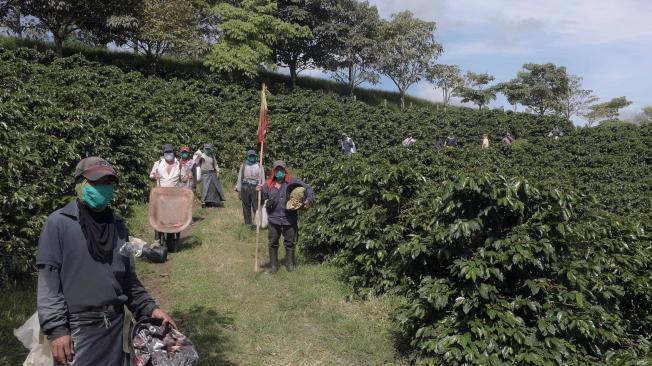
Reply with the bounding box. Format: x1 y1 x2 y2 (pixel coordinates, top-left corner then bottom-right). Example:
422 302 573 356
164 233 177 253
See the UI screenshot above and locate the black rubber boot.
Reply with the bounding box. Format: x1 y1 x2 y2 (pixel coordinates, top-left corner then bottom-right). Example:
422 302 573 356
269 247 278 274
285 248 295 272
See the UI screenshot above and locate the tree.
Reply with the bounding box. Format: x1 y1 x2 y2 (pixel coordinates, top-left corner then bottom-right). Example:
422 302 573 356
0 0 23 37
502 63 570 116
326 0 381 96
557 75 598 120
205 0 310 78
631 106 652 125
585 96 632 126
374 11 443 110
125 0 212 60
16 0 139 56
274 0 333 87
495 80 527 111
454 71 496 110
426 64 463 111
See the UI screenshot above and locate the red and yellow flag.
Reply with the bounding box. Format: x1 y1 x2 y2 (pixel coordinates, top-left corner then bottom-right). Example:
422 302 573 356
256 84 268 145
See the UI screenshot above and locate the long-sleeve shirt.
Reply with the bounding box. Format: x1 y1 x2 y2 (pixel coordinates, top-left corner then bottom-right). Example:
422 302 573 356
236 163 264 192
36 201 158 339
262 178 314 226
149 158 181 187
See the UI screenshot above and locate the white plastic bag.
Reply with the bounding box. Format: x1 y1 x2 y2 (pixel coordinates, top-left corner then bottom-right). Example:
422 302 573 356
14 312 53 366
255 201 268 229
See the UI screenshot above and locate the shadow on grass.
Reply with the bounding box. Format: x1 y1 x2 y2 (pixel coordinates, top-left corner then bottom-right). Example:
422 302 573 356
178 234 203 252
171 306 236 366
0 279 36 366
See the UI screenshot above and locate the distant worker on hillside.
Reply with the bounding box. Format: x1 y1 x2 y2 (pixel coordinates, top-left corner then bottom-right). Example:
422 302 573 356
402 134 416 147
37 157 175 366
502 133 515 145
444 134 458 148
549 126 564 139
235 149 265 228
482 133 490 149
339 133 357 156
257 160 314 273
197 143 226 208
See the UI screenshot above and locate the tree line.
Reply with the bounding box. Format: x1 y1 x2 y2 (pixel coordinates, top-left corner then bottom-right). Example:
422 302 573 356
1 0 650 123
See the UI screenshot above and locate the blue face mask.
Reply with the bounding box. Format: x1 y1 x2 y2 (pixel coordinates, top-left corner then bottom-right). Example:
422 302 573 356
82 184 114 210
247 156 257 164
275 170 286 180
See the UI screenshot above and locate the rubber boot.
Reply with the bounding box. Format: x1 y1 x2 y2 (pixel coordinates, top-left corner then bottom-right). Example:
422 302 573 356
285 247 295 272
269 247 278 274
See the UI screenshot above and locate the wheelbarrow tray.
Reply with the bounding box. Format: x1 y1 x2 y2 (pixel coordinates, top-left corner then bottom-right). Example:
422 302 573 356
148 187 194 234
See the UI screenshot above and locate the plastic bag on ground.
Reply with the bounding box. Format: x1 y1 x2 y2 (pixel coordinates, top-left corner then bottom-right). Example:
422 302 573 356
14 312 53 366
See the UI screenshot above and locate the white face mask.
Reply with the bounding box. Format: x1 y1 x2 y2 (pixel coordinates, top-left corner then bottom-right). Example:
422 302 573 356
164 153 174 162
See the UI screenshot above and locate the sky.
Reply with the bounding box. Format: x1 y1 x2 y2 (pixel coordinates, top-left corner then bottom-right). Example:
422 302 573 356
302 0 652 124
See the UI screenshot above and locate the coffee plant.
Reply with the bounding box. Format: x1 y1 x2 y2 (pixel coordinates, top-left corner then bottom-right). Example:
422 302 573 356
1 46 651 363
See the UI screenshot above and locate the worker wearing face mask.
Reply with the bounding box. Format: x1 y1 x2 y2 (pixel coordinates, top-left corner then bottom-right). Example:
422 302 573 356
235 149 265 227
149 144 182 244
257 161 314 273
149 144 181 188
36 157 175 366
197 143 226 208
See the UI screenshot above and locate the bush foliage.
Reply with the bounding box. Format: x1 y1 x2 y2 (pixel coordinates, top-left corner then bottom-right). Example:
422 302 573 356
1 46 651 363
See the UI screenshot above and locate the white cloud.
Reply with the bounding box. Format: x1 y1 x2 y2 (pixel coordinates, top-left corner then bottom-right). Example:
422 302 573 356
369 0 652 48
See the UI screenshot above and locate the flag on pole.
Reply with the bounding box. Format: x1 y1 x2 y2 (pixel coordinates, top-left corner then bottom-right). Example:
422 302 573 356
256 84 268 144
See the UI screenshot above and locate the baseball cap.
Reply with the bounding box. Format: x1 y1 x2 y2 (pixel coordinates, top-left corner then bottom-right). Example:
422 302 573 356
180 146 190 153
247 149 256 156
162 144 174 153
74 157 118 183
272 160 286 169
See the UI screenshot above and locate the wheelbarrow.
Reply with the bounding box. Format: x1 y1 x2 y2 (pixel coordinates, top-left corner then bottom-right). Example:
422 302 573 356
148 187 194 253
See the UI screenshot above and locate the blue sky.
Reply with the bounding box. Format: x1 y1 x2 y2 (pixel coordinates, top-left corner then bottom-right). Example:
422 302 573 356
303 0 652 124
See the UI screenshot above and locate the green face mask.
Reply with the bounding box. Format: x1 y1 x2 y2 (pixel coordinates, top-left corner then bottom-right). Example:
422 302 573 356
181 152 190 159
247 156 257 164
82 184 114 210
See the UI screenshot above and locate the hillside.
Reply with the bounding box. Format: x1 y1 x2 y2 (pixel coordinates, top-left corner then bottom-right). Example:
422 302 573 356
1 45 651 365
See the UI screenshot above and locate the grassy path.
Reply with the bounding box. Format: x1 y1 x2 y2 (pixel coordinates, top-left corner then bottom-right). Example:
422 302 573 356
129 189 406 366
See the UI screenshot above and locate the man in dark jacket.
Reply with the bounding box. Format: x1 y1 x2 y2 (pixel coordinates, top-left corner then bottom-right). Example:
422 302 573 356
37 157 175 366
257 160 314 273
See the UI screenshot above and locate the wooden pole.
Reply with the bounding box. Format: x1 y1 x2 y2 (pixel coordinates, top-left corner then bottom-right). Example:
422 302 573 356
254 84 266 273
254 139 264 273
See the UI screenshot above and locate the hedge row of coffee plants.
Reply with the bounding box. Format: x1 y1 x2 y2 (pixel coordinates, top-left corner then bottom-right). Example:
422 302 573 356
1 46 651 363
300 151 651 364
0 46 581 284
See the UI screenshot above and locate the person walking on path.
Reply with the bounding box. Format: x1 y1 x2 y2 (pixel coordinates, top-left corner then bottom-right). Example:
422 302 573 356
179 145 197 191
257 160 314 273
197 143 226 207
149 144 182 188
235 149 265 228
37 157 175 366
149 144 182 244
482 133 490 149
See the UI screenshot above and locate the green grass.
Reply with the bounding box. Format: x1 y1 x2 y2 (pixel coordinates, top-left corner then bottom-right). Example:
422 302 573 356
0 280 36 366
136 188 407 365
2 185 403 365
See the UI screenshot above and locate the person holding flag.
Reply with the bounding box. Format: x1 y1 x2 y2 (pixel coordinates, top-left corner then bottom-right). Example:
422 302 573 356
257 161 314 273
